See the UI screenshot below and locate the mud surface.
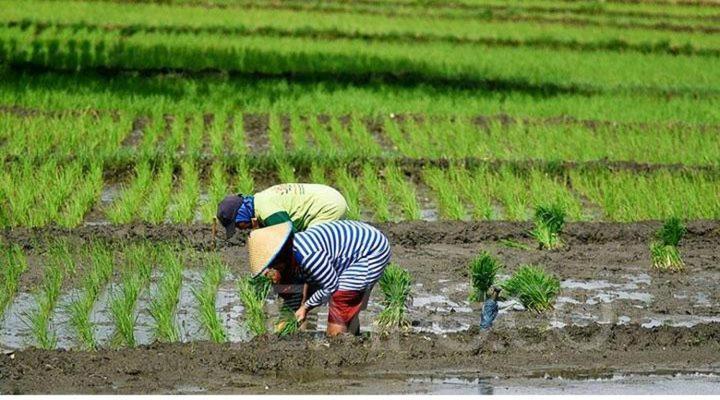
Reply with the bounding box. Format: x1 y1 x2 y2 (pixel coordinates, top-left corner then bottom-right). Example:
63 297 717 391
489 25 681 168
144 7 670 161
1 221 719 393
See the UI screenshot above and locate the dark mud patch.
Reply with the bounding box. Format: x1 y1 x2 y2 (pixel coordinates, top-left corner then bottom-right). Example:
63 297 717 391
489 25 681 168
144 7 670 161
1 323 719 394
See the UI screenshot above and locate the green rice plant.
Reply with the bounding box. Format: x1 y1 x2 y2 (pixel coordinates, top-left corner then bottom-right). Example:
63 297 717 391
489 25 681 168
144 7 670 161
468 252 504 302
106 161 152 224
209 112 228 158
184 115 204 157
142 161 174 224
192 253 227 343
148 246 183 342
27 241 71 349
110 242 154 347
423 167 466 220
268 113 286 155
68 242 114 350
309 162 328 184
502 265 560 313
491 167 531 221
201 161 229 222
334 167 361 220
275 306 300 336
289 113 310 152
0 244 28 319
169 161 200 223
500 239 532 251
650 217 686 272
531 204 567 250
361 163 391 222
237 275 271 336
58 162 104 228
450 166 495 220
528 169 584 221
376 263 412 331
161 115 185 157
276 159 297 183
235 157 255 194
384 164 421 221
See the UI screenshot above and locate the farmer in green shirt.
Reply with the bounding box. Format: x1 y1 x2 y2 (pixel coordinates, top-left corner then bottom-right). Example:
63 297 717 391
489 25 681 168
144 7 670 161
216 183 348 239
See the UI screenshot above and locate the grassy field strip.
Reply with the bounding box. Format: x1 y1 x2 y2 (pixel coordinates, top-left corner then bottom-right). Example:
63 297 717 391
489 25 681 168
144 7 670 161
109 243 154 347
68 242 114 350
2 74 719 124
7 12 720 57
2 28 720 96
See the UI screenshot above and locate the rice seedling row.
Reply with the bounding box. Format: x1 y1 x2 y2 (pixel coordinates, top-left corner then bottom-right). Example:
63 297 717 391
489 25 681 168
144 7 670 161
0 243 28 320
148 246 184 342
109 243 154 347
192 253 228 343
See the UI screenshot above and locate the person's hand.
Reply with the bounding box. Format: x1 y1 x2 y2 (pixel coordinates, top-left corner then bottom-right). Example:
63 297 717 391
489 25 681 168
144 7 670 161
295 305 308 322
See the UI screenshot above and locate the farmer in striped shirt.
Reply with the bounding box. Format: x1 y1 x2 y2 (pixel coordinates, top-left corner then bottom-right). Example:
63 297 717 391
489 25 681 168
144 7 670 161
247 220 391 335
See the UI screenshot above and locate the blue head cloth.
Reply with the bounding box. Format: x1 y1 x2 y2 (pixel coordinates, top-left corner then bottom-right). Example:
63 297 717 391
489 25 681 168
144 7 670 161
234 195 255 224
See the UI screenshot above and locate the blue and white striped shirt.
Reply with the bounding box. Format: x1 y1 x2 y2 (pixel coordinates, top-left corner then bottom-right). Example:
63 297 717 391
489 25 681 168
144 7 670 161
293 220 391 308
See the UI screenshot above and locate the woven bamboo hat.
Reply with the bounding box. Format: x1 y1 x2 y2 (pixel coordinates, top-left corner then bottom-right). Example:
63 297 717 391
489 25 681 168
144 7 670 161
247 221 293 277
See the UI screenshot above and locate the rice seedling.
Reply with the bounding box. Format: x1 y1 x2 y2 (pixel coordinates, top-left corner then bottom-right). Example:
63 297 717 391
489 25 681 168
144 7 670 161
201 161 228 222
142 161 174 224
384 164 421 221
468 252 504 302
423 167 466 220
334 167 361 220
361 163 391 222
491 167 531 221
451 166 495 220
68 242 114 350
148 246 183 342
275 306 300 336
0 244 28 319
289 113 310 152
192 253 227 343
376 263 412 331
235 157 255 194
184 115 204 157
500 239 532 251
309 162 328 184
58 162 104 228
169 161 200 223
650 217 686 272
268 113 286 155
502 265 560 313
237 275 271 336
106 161 152 224
209 112 228 158
276 159 297 183
531 204 567 250
110 242 154 347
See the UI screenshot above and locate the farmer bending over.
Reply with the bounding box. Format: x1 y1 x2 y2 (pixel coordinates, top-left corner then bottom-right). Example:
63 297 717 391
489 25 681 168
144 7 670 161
216 183 348 239
247 220 391 336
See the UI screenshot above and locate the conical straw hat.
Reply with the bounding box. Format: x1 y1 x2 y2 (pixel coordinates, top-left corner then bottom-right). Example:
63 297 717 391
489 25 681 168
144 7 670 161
247 222 293 277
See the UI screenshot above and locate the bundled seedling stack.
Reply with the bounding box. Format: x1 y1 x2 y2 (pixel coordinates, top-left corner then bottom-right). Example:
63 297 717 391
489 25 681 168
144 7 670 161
502 265 560 313
531 204 566 250
650 217 686 272
376 263 412 331
238 275 272 336
468 251 503 302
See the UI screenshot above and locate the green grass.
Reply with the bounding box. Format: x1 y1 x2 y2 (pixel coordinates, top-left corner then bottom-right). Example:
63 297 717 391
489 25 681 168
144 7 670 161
192 253 227 343
531 204 567 250
237 275 271 336
148 246 183 342
0 244 28 320
502 265 560 313
68 242 114 350
376 263 412 331
468 252 503 302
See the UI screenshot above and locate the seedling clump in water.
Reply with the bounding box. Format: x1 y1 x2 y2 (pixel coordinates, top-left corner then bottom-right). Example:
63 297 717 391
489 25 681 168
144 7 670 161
468 251 504 302
531 204 566 250
650 217 686 272
376 263 412 331
502 264 560 313
193 253 228 343
238 275 271 336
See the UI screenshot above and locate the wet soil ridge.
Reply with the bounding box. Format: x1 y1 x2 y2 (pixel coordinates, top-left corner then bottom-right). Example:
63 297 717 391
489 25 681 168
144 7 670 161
1 323 719 394
2 220 718 250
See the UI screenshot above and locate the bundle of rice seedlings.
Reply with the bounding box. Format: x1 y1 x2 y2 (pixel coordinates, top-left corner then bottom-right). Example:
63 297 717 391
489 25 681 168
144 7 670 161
468 251 504 302
275 306 301 336
502 265 560 313
531 204 566 250
376 263 412 331
238 275 272 336
650 217 686 272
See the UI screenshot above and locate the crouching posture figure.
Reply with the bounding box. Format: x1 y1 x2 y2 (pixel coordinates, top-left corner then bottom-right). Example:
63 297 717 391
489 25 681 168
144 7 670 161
247 220 391 335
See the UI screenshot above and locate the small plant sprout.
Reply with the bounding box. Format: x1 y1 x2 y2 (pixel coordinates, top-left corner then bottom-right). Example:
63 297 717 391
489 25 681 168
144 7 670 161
237 275 271 336
650 217 687 272
1 243 28 320
376 264 412 331
68 242 114 350
148 246 183 342
275 306 300 336
531 204 567 250
192 253 227 343
468 252 504 302
502 265 560 313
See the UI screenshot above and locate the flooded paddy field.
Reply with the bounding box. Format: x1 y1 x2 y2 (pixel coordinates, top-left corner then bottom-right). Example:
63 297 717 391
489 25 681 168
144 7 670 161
1 221 719 394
